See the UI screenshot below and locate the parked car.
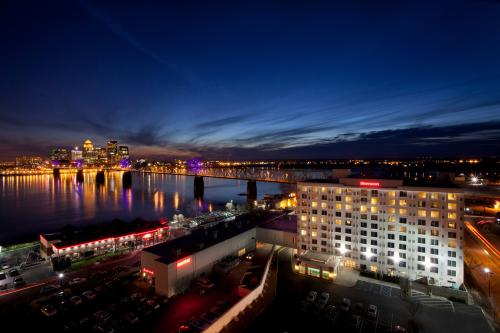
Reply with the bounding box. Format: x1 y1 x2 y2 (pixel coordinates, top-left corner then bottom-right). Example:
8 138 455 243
131 292 146 303
315 292 330 310
40 284 61 294
122 312 139 324
340 298 351 312
8 269 20 277
146 298 160 310
349 314 362 329
305 290 318 303
94 310 112 322
82 290 97 301
70 296 83 305
367 304 378 319
40 304 57 317
195 277 215 290
354 302 364 315
13 277 26 287
325 305 338 322
68 277 87 286
1 264 11 270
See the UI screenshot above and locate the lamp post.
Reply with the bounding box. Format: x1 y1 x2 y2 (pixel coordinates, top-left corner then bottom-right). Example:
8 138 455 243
484 267 493 297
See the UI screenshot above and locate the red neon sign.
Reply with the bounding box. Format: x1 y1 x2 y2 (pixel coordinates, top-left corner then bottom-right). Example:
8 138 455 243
359 181 380 187
176 257 191 268
142 268 154 275
47 226 165 252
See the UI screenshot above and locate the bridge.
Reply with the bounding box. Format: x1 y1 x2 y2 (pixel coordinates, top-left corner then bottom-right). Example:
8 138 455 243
140 167 331 183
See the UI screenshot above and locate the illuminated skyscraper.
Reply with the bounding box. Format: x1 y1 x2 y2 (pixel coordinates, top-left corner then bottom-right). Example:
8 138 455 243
107 140 119 165
71 147 83 161
82 139 97 165
119 146 129 159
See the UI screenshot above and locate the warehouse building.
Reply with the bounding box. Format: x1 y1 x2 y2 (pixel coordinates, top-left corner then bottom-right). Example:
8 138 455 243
141 218 257 297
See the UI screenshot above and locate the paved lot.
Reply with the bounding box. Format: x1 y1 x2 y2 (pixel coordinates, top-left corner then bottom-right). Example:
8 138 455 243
246 248 492 333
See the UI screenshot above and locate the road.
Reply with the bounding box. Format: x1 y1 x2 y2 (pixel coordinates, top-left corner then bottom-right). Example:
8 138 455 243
464 224 499 322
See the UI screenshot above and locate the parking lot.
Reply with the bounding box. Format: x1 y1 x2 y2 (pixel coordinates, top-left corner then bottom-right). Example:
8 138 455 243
246 248 492 333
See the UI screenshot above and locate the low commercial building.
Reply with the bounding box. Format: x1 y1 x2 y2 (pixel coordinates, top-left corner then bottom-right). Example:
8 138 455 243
296 178 465 287
141 219 257 297
40 219 169 259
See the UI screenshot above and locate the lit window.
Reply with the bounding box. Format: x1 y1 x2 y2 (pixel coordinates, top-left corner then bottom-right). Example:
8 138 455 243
418 210 426 217
399 208 407 215
431 211 439 218
311 231 318 237
335 203 342 210
301 215 307 222
371 198 378 205
417 192 427 199
311 202 318 208
431 193 439 200
448 222 456 229
399 226 407 233
360 205 367 213
300 230 307 236
448 212 457 219
447 193 456 201
448 203 457 210
399 199 407 207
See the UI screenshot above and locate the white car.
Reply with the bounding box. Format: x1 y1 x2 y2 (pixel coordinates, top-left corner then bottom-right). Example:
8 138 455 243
340 297 351 312
82 290 97 301
315 292 330 310
305 290 318 303
69 277 87 286
367 304 378 319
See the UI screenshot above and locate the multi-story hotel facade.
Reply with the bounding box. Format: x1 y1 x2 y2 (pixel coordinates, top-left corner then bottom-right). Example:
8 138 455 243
296 178 464 288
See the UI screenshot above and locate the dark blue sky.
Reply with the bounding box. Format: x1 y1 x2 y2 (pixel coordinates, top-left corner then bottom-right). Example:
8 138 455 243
1 0 500 160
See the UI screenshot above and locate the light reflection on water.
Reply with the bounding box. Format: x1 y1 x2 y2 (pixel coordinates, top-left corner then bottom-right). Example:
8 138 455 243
0 172 289 243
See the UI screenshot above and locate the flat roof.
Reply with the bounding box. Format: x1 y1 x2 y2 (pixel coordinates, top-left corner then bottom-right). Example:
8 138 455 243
299 177 460 189
259 214 297 233
41 218 166 248
144 214 258 265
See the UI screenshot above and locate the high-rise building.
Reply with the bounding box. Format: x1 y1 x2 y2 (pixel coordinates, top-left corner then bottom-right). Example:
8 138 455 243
296 178 464 287
15 156 44 168
49 148 70 164
95 147 108 165
82 139 97 165
107 140 118 165
71 147 83 161
118 146 129 160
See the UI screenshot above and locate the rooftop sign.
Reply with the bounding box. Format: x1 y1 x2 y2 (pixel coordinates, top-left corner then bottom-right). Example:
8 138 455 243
176 257 191 268
359 181 380 187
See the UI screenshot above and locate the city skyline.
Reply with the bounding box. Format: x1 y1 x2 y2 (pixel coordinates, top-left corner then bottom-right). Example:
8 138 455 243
1 1 500 161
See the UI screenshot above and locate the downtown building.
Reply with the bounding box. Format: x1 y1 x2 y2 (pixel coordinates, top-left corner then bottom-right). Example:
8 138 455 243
296 178 464 288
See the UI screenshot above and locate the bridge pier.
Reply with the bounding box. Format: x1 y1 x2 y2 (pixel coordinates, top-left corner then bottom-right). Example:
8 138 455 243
122 171 132 189
247 180 257 200
96 170 105 186
53 168 60 178
76 169 84 183
194 176 204 199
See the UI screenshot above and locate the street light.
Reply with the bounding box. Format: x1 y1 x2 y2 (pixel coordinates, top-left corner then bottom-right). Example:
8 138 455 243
484 267 493 297
58 272 64 279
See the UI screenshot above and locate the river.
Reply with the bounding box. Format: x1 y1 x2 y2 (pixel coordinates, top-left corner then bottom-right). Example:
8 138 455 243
0 172 291 243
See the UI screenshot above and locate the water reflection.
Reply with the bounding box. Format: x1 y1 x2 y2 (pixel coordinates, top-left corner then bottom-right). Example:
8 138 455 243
0 172 289 242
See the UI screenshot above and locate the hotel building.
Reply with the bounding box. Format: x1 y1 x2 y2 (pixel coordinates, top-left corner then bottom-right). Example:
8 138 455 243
296 178 464 287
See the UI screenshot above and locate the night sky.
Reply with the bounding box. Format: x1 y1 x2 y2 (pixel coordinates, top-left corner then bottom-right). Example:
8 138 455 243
1 0 500 161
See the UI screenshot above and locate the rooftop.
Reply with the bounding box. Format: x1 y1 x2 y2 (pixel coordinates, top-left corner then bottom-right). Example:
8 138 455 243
41 218 166 248
144 214 258 265
259 214 297 233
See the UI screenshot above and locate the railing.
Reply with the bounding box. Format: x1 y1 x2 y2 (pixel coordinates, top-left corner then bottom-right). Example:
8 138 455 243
203 245 276 333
